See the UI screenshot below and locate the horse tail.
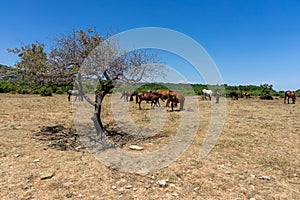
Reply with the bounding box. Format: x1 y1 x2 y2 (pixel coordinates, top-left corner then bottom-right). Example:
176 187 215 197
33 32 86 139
135 93 139 104
129 92 135 101
284 91 287 103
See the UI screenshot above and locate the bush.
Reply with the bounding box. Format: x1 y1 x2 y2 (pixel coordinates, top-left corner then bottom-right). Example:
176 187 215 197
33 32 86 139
40 87 53 96
55 88 65 94
0 81 18 93
296 89 300 97
259 84 274 100
18 88 31 94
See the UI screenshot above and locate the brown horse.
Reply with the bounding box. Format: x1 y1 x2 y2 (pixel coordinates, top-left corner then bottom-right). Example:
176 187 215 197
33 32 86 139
284 91 296 104
120 90 134 102
133 92 162 110
242 92 251 99
155 90 172 106
166 91 185 111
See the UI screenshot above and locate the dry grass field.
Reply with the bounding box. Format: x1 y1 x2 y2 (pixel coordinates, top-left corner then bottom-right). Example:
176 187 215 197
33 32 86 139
0 93 299 199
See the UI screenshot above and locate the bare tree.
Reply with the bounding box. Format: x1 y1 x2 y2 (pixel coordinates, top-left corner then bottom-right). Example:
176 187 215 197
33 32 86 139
81 36 164 134
50 29 165 136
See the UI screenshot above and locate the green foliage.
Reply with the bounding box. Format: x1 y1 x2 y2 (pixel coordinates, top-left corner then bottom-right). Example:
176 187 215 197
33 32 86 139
277 91 285 98
136 83 169 92
296 89 300 97
40 87 53 96
8 42 47 86
0 81 18 93
259 84 274 100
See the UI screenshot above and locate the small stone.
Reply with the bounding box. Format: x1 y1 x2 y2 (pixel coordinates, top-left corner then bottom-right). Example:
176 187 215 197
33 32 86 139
112 186 117 190
129 145 143 151
259 176 271 180
250 174 256 178
14 154 20 157
133 188 138 191
33 159 40 163
118 187 124 194
145 184 151 189
136 169 149 174
75 146 83 151
194 187 200 191
125 185 132 189
172 192 179 197
169 183 176 188
40 172 54 180
239 175 246 180
157 179 167 187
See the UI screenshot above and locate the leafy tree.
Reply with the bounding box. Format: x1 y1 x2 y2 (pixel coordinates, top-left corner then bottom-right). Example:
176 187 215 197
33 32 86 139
259 84 274 100
8 42 47 86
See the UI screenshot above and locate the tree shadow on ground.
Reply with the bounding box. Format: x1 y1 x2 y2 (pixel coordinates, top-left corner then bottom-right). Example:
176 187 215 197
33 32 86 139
33 124 85 151
103 123 169 147
33 123 169 152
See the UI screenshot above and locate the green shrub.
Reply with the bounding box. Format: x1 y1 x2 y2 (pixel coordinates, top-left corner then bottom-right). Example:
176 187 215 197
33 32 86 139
40 87 53 96
55 88 65 94
259 84 274 100
18 88 31 94
0 81 18 93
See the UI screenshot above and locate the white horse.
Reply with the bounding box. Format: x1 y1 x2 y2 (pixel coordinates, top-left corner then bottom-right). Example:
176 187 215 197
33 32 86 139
202 89 213 101
67 90 82 101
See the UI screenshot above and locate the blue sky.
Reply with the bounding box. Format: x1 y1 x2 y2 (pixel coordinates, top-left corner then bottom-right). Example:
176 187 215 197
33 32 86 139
0 0 299 91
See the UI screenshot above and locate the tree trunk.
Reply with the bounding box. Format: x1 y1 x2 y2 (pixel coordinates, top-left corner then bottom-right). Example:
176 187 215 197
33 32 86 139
95 91 104 132
77 73 84 101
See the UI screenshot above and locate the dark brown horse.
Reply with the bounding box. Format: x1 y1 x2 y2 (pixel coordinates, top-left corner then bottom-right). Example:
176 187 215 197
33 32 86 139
120 90 134 102
242 92 251 99
284 91 296 104
166 91 185 111
133 92 162 110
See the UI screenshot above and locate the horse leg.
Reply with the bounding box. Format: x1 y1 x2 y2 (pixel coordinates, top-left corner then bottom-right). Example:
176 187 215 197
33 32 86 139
155 99 160 107
166 99 170 107
68 94 71 101
138 100 142 110
150 101 154 109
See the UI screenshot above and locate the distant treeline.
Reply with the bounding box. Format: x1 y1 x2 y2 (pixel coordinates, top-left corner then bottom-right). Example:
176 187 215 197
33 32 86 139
116 82 300 99
2 80 299 99
1 64 299 98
